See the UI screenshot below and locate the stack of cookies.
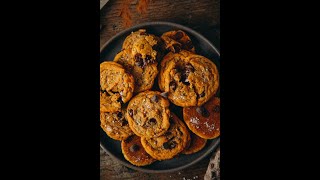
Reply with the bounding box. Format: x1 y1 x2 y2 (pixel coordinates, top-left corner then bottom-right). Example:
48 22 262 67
100 28 220 166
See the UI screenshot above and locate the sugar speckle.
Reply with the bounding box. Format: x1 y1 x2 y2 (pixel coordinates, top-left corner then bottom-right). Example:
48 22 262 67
190 117 199 125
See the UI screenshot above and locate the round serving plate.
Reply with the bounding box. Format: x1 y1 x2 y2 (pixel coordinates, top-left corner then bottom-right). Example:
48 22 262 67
100 21 220 173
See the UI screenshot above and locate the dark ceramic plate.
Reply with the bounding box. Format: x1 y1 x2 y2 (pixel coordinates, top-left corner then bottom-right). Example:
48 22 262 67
100 21 220 173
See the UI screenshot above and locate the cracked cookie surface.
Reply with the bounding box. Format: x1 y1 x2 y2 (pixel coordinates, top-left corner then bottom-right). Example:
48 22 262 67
161 30 196 53
126 91 170 138
114 29 165 93
158 50 219 107
100 61 134 112
100 108 134 141
141 113 190 160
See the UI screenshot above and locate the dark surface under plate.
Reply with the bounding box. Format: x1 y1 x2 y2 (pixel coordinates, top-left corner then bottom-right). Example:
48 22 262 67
100 21 220 173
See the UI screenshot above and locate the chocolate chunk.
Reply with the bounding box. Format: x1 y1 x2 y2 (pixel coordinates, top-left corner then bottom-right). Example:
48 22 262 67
140 31 147 35
174 31 184 40
129 144 140 152
128 109 133 116
117 97 124 105
214 105 220 113
151 95 159 102
135 54 144 67
163 142 170 149
121 120 128 126
149 118 157 125
160 92 168 98
124 136 133 143
172 44 181 53
163 141 176 149
117 112 123 119
164 131 172 136
169 81 177 91
196 106 210 117
185 63 195 74
184 40 194 50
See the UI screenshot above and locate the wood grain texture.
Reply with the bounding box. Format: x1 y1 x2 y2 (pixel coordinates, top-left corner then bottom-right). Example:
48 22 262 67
100 0 220 50
100 147 211 180
100 1 220 179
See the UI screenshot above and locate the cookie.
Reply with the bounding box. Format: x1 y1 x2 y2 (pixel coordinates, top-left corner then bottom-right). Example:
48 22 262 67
115 29 165 93
126 91 170 138
182 131 207 155
121 135 156 166
100 108 134 141
161 30 195 53
158 50 219 107
183 97 220 139
100 61 134 112
141 113 190 160
114 49 159 93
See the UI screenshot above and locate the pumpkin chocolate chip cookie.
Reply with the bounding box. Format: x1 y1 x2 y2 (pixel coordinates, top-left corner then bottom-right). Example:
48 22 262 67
100 108 134 141
182 131 207 155
121 135 156 166
161 30 196 53
183 97 220 139
114 29 165 93
100 61 134 112
126 91 171 138
158 50 219 107
141 113 190 160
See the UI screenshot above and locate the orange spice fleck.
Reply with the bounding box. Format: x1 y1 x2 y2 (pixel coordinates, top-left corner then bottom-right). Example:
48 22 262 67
137 0 150 14
119 0 152 28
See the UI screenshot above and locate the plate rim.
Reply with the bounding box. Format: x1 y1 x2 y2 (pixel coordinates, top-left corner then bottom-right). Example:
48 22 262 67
100 21 220 173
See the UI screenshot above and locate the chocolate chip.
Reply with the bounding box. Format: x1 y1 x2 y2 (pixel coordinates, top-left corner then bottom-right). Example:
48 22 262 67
196 106 210 117
199 92 205 98
151 95 158 102
163 141 176 149
121 120 128 126
169 81 177 91
124 136 133 143
163 142 170 149
214 105 220 113
172 44 181 53
117 97 124 105
160 92 168 98
164 131 172 136
130 144 140 152
149 118 157 125
117 112 123 119
135 54 144 67
184 40 194 50
185 63 195 74
174 31 184 40
128 109 133 116
140 32 147 35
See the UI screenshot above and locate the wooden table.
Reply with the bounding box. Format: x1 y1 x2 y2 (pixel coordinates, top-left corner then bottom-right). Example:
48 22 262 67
100 0 220 179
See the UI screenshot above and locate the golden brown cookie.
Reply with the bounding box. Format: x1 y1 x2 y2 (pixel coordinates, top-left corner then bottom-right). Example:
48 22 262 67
121 135 156 166
141 113 190 160
158 50 219 107
182 131 207 155
100 108 134 141
115 29 165 93
161 30 196 53
114 49 159 93
126 91 171 138
183 97 220 139
100 61 134 112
